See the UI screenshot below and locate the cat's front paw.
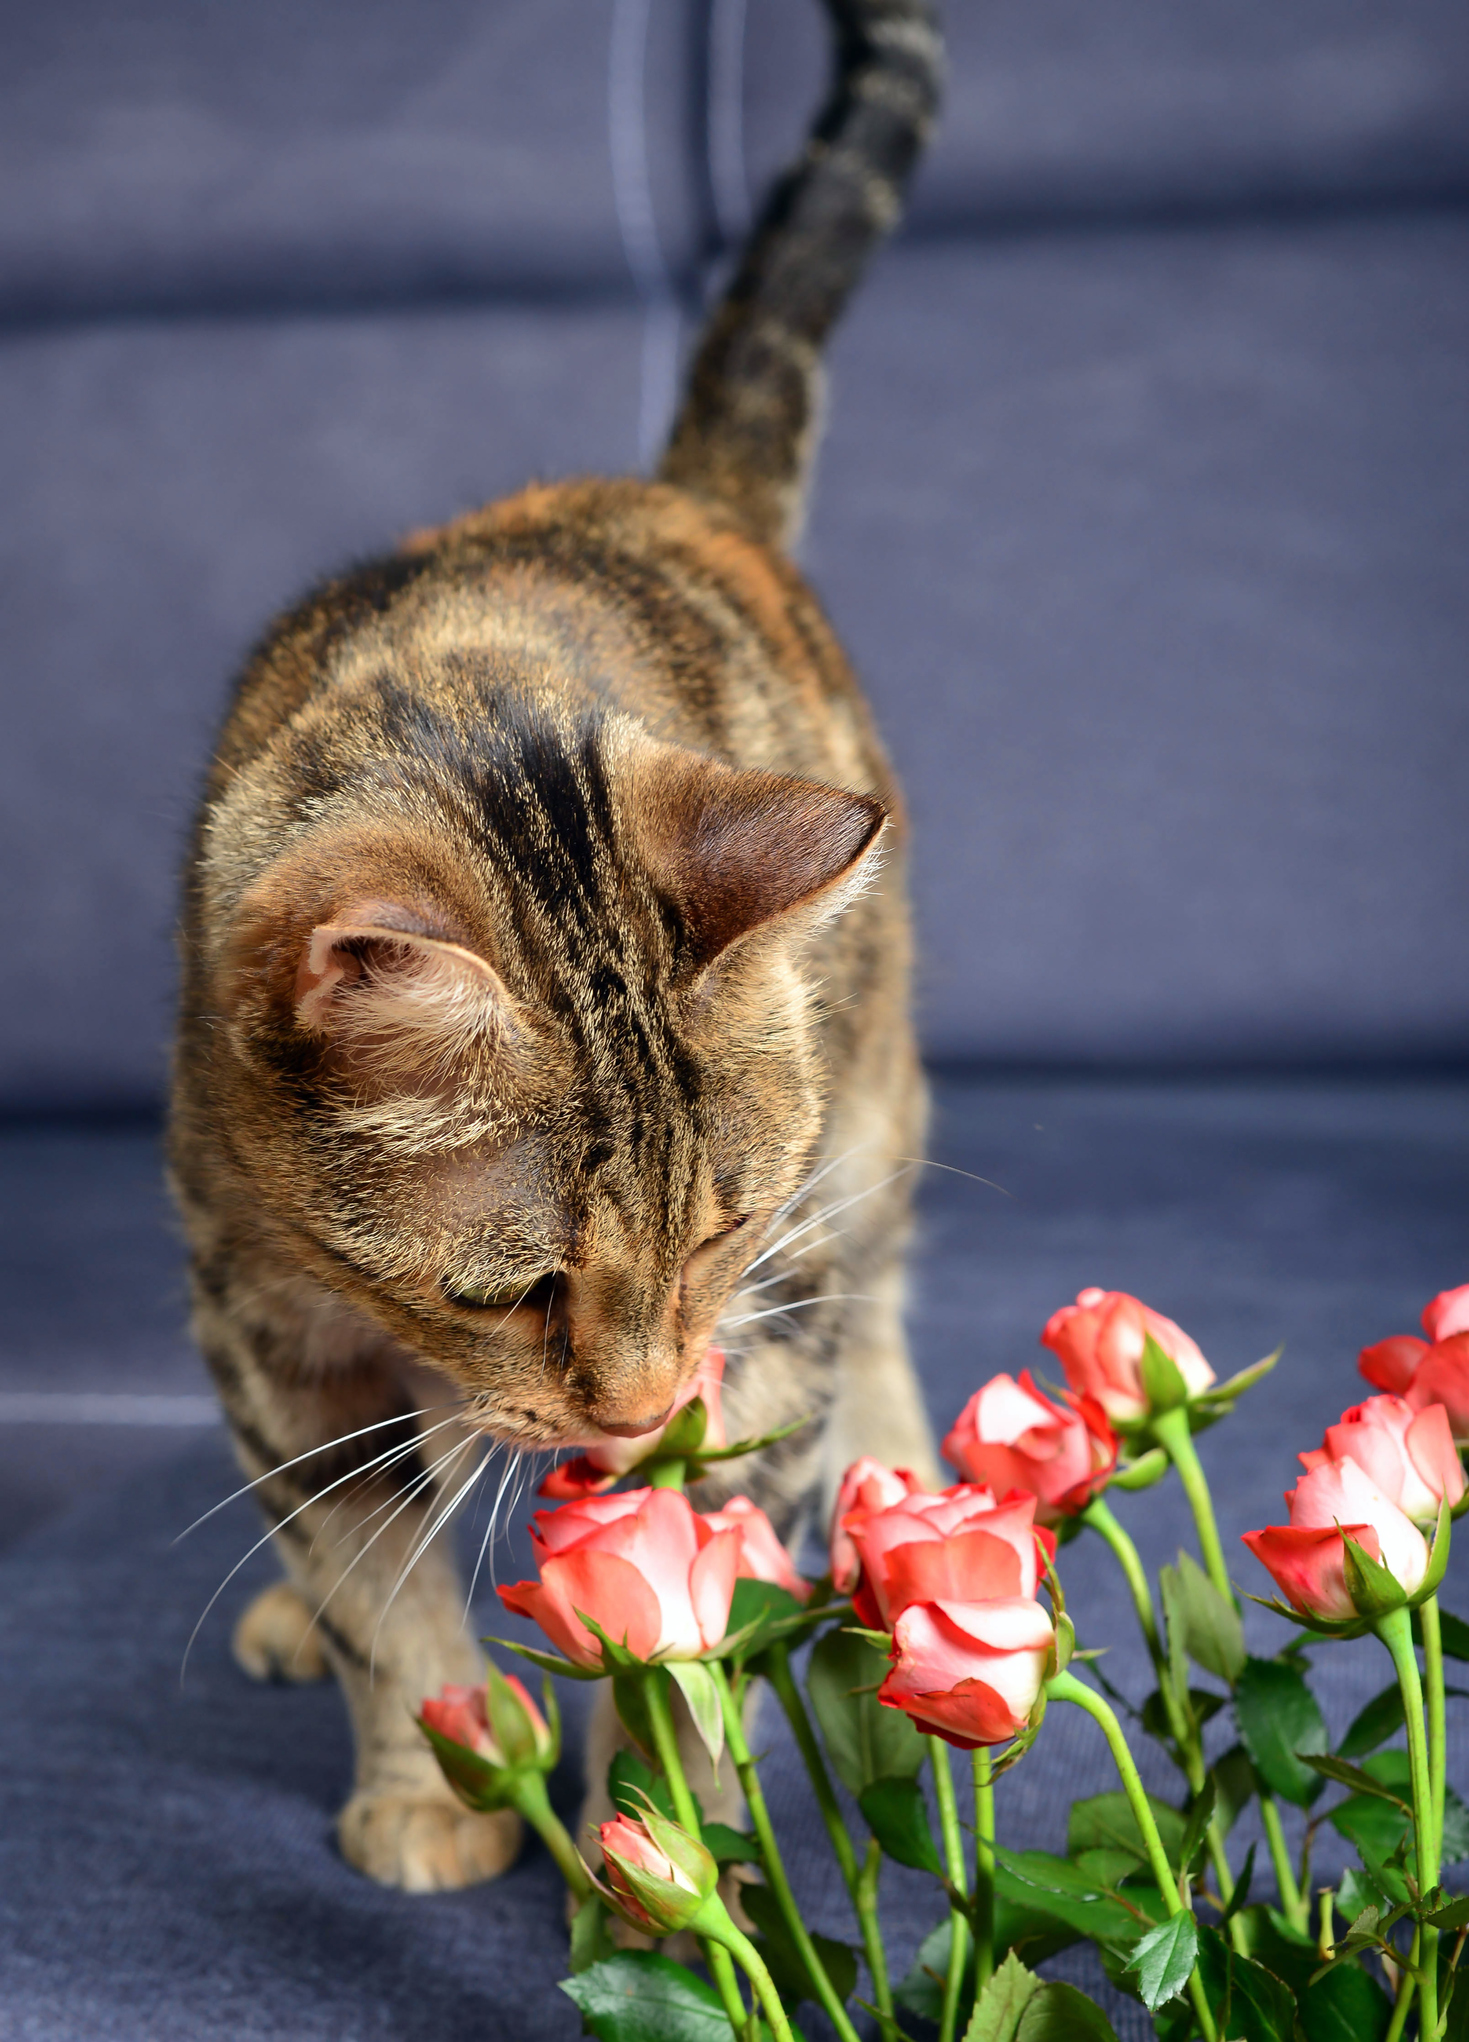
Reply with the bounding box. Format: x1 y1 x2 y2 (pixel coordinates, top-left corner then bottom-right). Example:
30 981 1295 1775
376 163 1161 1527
232 1580 329 1683
338 1789 522 1893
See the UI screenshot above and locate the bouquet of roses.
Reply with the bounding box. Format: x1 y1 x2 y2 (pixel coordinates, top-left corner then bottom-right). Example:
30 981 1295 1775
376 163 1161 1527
421 1283 1469 2041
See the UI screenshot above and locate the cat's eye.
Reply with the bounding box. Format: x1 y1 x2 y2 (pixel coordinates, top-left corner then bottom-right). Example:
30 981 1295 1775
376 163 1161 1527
443 1272 560 1314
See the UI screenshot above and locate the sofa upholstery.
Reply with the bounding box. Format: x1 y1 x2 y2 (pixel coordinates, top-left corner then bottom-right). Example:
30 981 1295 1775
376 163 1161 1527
2 0 1465 1106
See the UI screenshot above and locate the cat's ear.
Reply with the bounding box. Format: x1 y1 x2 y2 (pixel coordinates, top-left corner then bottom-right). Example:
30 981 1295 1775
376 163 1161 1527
623 739 888 969
292 912 518 1054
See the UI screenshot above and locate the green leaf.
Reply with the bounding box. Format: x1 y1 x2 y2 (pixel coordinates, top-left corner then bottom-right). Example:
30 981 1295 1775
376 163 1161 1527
962 1949 1041 2041
699 1821 759 1865
416 1720 514 1812
1166 1550 1246 1682
1422 1607 1469 1661
1212 1742 1258 1836
1300 1752 1411 1807
560 1951 733 2041
1295 1961 1392 2042
858 1775 943 1875
569 1894 617 1975
714 1577 816 1666
1110 1448 1170 1492
688 1414 810 1466
1234 1655 1329 1807
1068 1791 1189 1872
1337 1684 1405 1758
741 1882 857 2008
992 1845 1155 1942
1178 1778 1217 1873
1140 1685 1224 1742
1442 1785 1469 1863
1447 1967 1469 2042
1124 1914 1198 2011
1195 1924 1297 2042
1017 1983 1119 2040
612 1670 659 1762
488 1634 605 1681
1341 1532 1408 1617
1190 1350 1281 1414
1424 1894 1469 1931
1221 1841 1256 1924
1329 1794 1410 1860
1140 1332 1189 1413
806 1626 924 1794
898 1917 977 2022
666 1660 724 1769
607 1750 681 1826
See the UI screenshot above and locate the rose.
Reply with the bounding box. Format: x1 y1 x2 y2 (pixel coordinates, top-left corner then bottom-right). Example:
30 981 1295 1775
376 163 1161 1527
1041 1288 1215 1424
1242 1455 1431 1621
598 1809 719 1936
846 1485 1052 1632
1298 1395 1464 1528
540 1349 727 1499
942 1371 1117 1524
701 1494 811 1602
829 1457 927 1592
1361 1316 1469 1447
1425 1284 1469 1343
421 1673 554 1770
878 1597 1055 1748
500 1486 741 1667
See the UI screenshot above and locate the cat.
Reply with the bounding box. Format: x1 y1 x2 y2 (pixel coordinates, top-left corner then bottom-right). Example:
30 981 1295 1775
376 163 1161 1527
169 0 943 1894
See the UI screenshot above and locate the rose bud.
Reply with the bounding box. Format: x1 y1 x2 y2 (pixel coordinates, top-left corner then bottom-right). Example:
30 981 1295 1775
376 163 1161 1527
500 1486 741 1667
1298 1395 1464 1528
878 1597 1055 1748
847 1485 1054 1632
701 1494 811 1602
1041 1288 1215 1425
540 1349 728 1499
829 1457 927 1593
942 1371 1117 1526
1242 1455 1431 1622
598 1809 719 1937
419 1667 556 1809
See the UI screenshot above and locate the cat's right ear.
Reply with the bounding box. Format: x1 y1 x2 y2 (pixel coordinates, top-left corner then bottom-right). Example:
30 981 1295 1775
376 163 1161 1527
291 915 519 1057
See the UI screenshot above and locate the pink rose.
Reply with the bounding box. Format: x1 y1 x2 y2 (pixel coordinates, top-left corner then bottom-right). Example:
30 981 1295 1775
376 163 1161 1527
1424 1285 1469 1343
598 1812 715 1936
1298 1395 1464 1527
829 1457 928 1593
1362 1325 1469 1448
539 1350 727 1499
847 1485 1053 1632
942 1371 1117 1525
701 1494 811 1602
500 1486 741 1666
878 1597 1055 1748
1242 1455 1431 1621
1041 1288 1215 1424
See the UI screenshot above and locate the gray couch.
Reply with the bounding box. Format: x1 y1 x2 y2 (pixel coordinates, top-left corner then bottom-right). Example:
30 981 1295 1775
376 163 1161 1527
2 4 1466 2036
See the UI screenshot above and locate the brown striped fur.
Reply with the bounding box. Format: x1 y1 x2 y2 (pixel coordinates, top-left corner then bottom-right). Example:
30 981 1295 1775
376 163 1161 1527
170 0 942 1892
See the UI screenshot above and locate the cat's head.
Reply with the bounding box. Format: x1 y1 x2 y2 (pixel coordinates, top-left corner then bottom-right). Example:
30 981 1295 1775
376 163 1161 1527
207 701 884 1450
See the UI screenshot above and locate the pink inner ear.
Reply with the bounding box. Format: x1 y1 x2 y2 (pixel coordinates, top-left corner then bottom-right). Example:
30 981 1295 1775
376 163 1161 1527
290 916 508 1045
294 925 368 1029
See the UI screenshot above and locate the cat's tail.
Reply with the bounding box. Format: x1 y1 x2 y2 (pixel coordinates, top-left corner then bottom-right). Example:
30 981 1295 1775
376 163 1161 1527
659 0 941 551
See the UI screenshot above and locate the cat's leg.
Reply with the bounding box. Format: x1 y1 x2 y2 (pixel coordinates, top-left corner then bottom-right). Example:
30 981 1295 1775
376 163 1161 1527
193 1270 519 1893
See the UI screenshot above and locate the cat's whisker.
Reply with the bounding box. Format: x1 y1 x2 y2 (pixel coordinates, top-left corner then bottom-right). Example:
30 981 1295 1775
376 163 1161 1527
719 1290 877 1332
174 1403 454 1542
897 1154 1015 1200
370 1446 492 1677
741 1166 912 1277
305 1437 480 1659
463 1448 519 1620
178 1415 466 1682
316 1427 471 1552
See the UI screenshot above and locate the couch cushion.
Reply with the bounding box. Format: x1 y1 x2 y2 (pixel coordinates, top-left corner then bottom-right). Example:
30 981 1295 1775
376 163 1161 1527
802 218 1469 1062
0 0 700 322
735 0 1469 236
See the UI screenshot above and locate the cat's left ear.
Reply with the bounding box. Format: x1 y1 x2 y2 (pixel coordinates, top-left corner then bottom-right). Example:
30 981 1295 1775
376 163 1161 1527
291 914 519 1051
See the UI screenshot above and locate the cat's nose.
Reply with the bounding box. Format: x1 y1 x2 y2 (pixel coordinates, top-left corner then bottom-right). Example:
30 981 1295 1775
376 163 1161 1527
596 1405 673 1439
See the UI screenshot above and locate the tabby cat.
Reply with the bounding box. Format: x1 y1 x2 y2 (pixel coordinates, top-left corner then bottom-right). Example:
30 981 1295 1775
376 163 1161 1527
169 0 942 1893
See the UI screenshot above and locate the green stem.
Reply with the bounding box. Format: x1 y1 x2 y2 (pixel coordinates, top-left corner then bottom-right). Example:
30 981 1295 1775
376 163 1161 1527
702 1915 798 2042
972 1747 995 1996
646 1457 688 1489
764 1643 896 2037
1257 1791 1307 1934
1082 1496 1165 1662
1377 1607 1438 2042
711 1662 864 2042
928 1736 970 2042
641 1669 753 2039
1382 1961 1415 2042
510 1771 592 1902
1150 1406 1233 1604
1421 1594 1447 1877
1047 1670 1217 2042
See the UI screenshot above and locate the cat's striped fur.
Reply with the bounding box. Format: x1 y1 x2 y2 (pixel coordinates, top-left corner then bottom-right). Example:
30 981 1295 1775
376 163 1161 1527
170 0 942 1893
